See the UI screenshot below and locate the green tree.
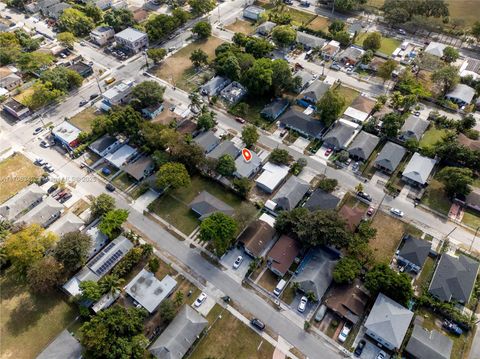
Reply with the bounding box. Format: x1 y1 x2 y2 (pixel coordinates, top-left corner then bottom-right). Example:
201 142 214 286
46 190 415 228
333 31 351 46
24 81 63 109
104 8 134 32
99 209 129 239
437 166 473 197
271 59 296 95
269 148 291 165
241 125 259 148
334 0 367 12
317 89 345 127
84 2 103 23
360 49 374 65
16 51 54 73
242 58 273 96
244 37 275 58
131 81 165 108
91 193 115 219
362 32 382 52
40 66 83 92
54 231 92 272
275 207 309 234
148 257 160 272
197 111 216 130
156 162 191 189
188 0 216 15
442 46 460 63
472 21 480 41
431 65 460 95
58 8 95 36
333 257 361 284
377 59 397 83
381 112 404 138
190 49 209 67
365 264 413 306
57 32 75 48
216 154 236 176
0 32 20 65
79 280 103 301
328 19 345 34
271 25 296 47
317 178 338 193
174 291 184 306
233 177 252 199
199 212 237 256
99 274 125 295
159 298 176 322
27 256 64 293
192 21 212 39
147 48 167 64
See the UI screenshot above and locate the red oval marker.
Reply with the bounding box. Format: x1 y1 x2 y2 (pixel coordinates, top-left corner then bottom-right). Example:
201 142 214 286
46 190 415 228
242 148 252 162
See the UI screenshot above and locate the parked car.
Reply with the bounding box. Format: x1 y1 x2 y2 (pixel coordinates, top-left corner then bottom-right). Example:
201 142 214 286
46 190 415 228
235 117 246 124
376 350 386 359
33 127 43 135
47 183 58 194
330 63 341 71
398 29 406 35
79 100 88 107
354 339 366 357
37 175 49 186
297 296 308 313
89 93 99 100
250 318 265 330
35 158 46 166
105 183 116 192
338 323 351 343
324 148 333 156
314 304 327 322
194 292 207 307
357 191 372 202
390 208 404 217
102 167 111 176
352 162 360 172
40 140 52 148
44 164 54 172
233 255 243 269
59 193 72 203
443 320 463 335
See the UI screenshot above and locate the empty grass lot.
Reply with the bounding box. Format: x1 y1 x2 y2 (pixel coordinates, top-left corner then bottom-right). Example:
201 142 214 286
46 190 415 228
334 85 360 113
419 126 450 150
188 308 275 359
69 107 101 132
112 172 136 192
258 2 316 26
462 208 480 230
370 211 407 264
422 178 452 216
414 256 435 290
0 270 78 359
225 19 255 34
307 16 330 32
355 33 401 56
0 153 44 204
257 269 279 292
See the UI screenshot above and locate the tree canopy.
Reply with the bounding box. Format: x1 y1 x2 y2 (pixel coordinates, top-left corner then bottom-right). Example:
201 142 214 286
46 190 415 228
192 21 212 39
131 81 165 108
40 66 83 92
104 8 135 32
156 162 191 189
91 194 116 219
269 148 291 165
317 89 345 127
54 231 92 272
241 125 259 148
431 65 460 95
333 257 361 284
437 166 473 197
27 256 64 293
147 48 167 64
188 0 216 15
442 46 460 63
199 212 237 256
216 154 236 176
99 209 129 239
271 25 296 47
362 32 382 52
58 8 95 37
365 264 413 306
190 49 209 67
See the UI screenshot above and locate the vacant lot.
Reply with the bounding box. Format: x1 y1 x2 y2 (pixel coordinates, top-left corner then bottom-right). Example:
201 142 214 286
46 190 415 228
14 87 34 106
69 107 101 132
462 208 480 229
189 308 275 359
0 270 78 359
370 211 407 264
422 178 451 215
257 269 279 292
154 37 224 90
355 33 401 56
334 84 360 113
419 126 450 150
307 16 330 32
0 153 44 204
226 19 255 34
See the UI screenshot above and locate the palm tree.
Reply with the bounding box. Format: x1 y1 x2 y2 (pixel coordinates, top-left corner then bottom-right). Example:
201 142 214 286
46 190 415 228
355 182 364 193
100 275 124 295
189 92 202 112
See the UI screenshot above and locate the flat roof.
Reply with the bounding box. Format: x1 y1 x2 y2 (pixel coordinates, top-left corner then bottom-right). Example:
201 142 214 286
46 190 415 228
104 144 137 168
255 162 289 192
52 121 82 144
115 27 147 42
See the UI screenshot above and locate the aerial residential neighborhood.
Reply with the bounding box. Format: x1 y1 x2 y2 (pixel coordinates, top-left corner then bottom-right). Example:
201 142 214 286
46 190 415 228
1 0 480 358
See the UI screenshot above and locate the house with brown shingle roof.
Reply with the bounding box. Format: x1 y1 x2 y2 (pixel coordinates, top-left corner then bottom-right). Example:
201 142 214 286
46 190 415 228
267 235 301 277
324 279 370 324
238 217 276 258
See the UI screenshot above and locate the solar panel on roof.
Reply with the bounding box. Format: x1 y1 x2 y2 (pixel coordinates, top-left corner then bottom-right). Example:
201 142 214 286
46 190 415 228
94 249 124 276
87 250 106 268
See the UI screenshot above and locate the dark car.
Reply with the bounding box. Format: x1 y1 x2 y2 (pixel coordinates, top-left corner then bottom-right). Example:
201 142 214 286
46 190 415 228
357 191 372 202
354 340 366 357
106 183 116 192
79 100 88 107
89 93 99 100
250 318 265 331
47 183 59 194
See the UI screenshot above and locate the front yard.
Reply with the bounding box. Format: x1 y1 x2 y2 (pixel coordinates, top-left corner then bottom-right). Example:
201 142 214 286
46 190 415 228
69 107 102 132
422 178 452 216
354 33 401 56
229 97 274 130
225 19 255 34
419 126 450 150
334 84 360 113
462 208 480 229
307 16 330 32
370 211 409 264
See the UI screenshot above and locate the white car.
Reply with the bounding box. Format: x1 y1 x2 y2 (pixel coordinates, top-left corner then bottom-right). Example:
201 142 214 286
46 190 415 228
233 255 243 269
35 158 46 166
44 164 54 173
376 350 386 359
338 323 351 343
390 208 404 217
297 296 308 313
194 292 207 307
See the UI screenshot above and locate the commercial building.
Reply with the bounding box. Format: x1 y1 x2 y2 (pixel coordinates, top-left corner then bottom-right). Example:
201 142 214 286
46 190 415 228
114 27 148 53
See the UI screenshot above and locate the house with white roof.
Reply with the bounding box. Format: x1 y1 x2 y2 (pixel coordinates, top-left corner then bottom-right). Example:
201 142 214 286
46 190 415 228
0 183 46 221
104 144 137 168
52 122 82 150
101 79 135 110
402 153 436 187
255 162 289 194
424 41 447 58
445 84 476 107
114 27 148 53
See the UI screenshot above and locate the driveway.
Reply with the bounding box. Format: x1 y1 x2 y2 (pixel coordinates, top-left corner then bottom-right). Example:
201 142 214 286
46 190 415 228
290 292 317 319
220 247 252 281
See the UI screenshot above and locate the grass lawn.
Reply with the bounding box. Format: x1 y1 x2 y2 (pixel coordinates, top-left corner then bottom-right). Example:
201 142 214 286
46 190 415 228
14 87 34 106
334 84 360 113
0 153 44 204
280 283 296 305
414 256 435 290
284 7 316 26
307 16 330 32
0 270 78 359
68 107 100 132
462 208 480 229
370 211 407 264
446 0 480 25
422 179 452 215
342 192 369 211
355 33 401 56
229 98 273 130
225 19 255 34
70 198 90 216
257 269 279 292
154 37 225 90
112 172 135 192
419 126 450 150
188 308 275 359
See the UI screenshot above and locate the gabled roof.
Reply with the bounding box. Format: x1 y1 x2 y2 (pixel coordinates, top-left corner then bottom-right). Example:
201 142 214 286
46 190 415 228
89 135 119 155
400 115 429 141
279 109 325 138
104 144 137 168
261 98 289 120
339 205 364 232
405 324 453 359
36 329 82 359
48 212 84 236
324 279 369 324
267 235 301 276
206 140 240 160
255 162 290 192
365 293 414 349
429 254 480 303
323 121 356 149
189 191 234 220
149 306 208 359
294 70 315 88
301 80 330 102
0 183 46 220
193 131 220 153
375 141 406 172
234 150 261 178
321 40 340 56
424 42 447 57
200 76 230 96
296 32 326 49
17 196 63 226
257 21 276 35
124 156 154 181
272 176 310 211
402 153 436 185
398 235 431 268
304 189 340 211
348 131 379 160
238 219 276 257
446 84 475 105
339 46 365 62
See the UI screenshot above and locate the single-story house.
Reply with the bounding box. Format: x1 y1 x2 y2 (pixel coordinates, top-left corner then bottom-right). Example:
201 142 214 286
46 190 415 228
293 247 339 301
200 76 231 97
114 27 148 54
261 98 290 121
3 99 30 120
85 225 109 260
243 5 265 21
303 189 340 211
361 56 387 72
402 152 436 187
220 81 247 104
397 235 431 273
125 269 177 313
206 140 240 160
429 254 480 303
348 131 379 161
321 40 340 60
104 144 137 168
374 141 406 174
296 31 326 50
149 306 208 359
123 155 155 182
17 196 63 228
255 161 289 194
278 109 325 139
399 115 430 141
324 279 369 324
405 324 453 359
141 103 164 120
36 329 83 359
101 79 135 109
293 70 315 92
339 205 364 232
267 234 301 277
257 21 276 36
342 95 376 123
238 214 276 258
89 135 123 157
322 120 358 151
234 149 262 179
90 26 115 46
0 67 22 91
337 46 365 66
48 212 85 237
52 122 82 150
0 183 46 221
300 80 330 104
365 293 414 351
270 176 310 211
424 41 447 58
189 191 234 220
462 188 480 213
193 130 221 154
445 84 476 107
41 1 71 19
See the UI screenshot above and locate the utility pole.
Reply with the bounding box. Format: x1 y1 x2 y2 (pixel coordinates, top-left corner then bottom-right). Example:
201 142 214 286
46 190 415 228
331 0 335 15
469 226 480 252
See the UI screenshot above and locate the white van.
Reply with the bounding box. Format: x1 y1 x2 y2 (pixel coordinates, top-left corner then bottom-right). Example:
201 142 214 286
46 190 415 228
273 279 287 296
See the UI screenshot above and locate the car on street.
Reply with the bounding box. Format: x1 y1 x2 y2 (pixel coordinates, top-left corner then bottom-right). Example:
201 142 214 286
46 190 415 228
354 339 366 357
89 93 99 100
324 148 333 156
390 208 404 217
35 158 46 166
367 207 374 216
250 318 265 330
443 320 463 335
398 29 406 35
79 100 88 107
40 140 52 148
80 41 86 46
376 350 386 359
33 127 43 135
37 175 49 186
105 183 116 192
233 255 243 269
47 184 58 194
330 63 341 71
352 162 360 172
5 15 12 19
357 191 372 202
235 117 246 124
338 323 351 343
44 164 54 172
297 296 308 313
194 292 207 307
413 111 421 116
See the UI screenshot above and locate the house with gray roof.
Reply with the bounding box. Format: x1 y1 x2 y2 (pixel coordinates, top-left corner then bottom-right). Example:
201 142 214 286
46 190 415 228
36 329 82 359
296 32 326 50
429 254 480 303
303 189 340 211
293 70 315 92
399 115 430 141
220 81 247 104
292 247 339 301
402 153 436 186
445 84 476 107
257 21 276 36
261 98 290 121
243 5 265 21
279 109 325 139
301 80 330 104
337 46 365 66
89 135 123 157
206 140 240 160
193 130 220 154
405 324 453 359
348 131 379 161
0 183 46 221
397 235 431 273
17 196 63 228
322 121 357 150
149 306 208 359
234 150 262 179
374 141 406 174
189 191 234 220
123 155 155 182
271 176 310 211
48 212 84 236
424 41 447 57
364 293 414 350
200 76 230 97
